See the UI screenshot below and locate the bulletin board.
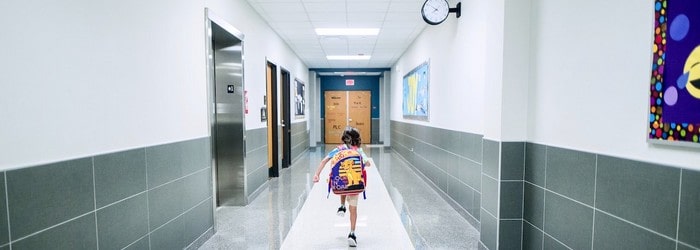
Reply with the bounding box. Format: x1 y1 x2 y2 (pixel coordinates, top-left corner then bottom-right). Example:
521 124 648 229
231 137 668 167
648 0 700 147
403 61 430 121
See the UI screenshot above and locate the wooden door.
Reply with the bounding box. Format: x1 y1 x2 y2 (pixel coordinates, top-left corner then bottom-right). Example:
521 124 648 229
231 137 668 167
324 91 347 144
324 91 371 144
266 62 279 177
348 91 371 143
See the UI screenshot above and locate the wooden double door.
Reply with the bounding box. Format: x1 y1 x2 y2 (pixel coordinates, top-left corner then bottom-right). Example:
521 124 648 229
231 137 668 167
324 91 371 144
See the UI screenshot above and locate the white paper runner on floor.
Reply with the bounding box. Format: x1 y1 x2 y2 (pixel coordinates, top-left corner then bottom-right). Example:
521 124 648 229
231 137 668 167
281 159 414 249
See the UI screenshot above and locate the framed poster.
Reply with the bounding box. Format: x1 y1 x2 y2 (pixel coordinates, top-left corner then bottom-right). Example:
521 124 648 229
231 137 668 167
295 79 305 118
403 61 430 121
649 0 700 147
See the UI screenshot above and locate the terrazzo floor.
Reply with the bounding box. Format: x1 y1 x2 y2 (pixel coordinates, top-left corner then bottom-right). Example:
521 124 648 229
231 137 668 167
198 145 479 250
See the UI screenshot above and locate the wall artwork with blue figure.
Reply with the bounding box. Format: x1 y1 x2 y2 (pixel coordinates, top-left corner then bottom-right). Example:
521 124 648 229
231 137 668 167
403 61 430 121
649 0 700 147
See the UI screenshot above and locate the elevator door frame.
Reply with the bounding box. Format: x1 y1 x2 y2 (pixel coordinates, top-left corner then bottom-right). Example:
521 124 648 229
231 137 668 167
205 8 247 213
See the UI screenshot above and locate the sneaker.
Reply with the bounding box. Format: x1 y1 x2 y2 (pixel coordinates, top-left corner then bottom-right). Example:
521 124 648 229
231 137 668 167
337 206 346 217
348 232 357 247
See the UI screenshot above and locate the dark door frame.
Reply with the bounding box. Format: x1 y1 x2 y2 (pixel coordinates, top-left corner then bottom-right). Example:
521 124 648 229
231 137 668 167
267 61 279 177
281 68 292 169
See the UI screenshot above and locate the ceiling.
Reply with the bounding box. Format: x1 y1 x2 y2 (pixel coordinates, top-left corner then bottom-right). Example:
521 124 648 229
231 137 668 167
245 0 428 69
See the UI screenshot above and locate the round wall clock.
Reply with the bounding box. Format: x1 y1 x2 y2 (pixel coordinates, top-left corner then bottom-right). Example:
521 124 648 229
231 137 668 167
421 0 450 25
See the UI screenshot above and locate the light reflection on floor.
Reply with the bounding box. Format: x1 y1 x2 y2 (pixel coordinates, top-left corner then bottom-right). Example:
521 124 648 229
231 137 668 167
198 145 479 249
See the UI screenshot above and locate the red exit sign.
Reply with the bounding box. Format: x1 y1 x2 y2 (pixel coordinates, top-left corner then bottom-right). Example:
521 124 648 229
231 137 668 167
346 79 355 86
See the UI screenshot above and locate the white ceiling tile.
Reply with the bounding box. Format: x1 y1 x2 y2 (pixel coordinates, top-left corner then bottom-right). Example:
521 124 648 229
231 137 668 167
345 21 383 29
385 11 422 22
302 2 344 12
270 21 314 30
245 0 425 68
307 11 346 22
347 12 386 22
255 0 302 2
347 2 390 12
311 21 349 29
302 0 344 3
389 1 423 12
259 2 306 13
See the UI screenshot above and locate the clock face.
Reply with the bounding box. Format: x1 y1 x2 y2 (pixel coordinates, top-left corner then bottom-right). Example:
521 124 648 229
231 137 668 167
422 0 450 25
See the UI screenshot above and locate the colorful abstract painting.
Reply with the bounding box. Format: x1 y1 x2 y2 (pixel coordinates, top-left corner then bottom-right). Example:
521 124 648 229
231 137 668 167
403 61 430 121
649 0 700 146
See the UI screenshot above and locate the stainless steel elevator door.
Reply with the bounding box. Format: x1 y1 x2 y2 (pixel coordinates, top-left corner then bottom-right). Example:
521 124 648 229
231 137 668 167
212 22 245 206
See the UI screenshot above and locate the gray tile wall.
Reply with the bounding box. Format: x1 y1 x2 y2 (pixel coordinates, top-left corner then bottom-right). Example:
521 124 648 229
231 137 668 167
391 124 700 250
523 142 700 250
480 140 526 250
390 121 483 228
246 127 269 201
291 121 309 162
0 137 213 250
371 118 380 144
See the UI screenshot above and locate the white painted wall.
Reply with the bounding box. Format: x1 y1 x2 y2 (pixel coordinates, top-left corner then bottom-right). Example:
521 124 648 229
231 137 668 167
528 0 700 170
482 0 505 140
0 0 207 170
0 0 307 170
391 0 487 134
500 0 530 142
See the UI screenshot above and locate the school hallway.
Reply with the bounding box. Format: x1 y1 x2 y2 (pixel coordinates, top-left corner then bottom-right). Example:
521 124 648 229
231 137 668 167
4 1 700 250
198 145 480 249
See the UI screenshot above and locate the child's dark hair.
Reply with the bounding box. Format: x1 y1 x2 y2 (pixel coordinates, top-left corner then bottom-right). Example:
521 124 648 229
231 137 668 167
342 127 362 146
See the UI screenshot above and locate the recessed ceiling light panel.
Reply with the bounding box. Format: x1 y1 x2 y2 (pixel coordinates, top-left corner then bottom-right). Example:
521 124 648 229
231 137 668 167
326 55 371 60
315 28 380 36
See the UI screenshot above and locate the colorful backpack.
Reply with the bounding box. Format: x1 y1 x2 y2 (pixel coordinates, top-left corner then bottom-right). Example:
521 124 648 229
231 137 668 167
327 145 367 199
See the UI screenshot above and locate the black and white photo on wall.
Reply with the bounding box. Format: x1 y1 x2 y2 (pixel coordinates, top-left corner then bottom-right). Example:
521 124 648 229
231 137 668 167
295 79 305 117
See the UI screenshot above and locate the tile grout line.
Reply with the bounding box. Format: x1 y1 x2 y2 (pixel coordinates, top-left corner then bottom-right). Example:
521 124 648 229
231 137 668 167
151 197 211 234
393 141 482 195
675 170 682 250
524 220 574 250
390 151 481 225
678 241 700 250
495 141 501 250
541 145 548 250
145 149 152 250
591 155 598 250
11 210 95 243
150 167 210 192
546 228 574 249
391 152 476 226
4 173 11 250
521 142 526 249
96 190 149 212
92 157 100 249
595 208 678 242
525 181 593 208
525 178 681 244
394 130 481 165
121 234 149 250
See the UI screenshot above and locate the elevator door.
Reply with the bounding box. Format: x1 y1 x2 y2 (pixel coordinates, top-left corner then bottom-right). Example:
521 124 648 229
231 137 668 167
211 22 245 206
324 91 371 144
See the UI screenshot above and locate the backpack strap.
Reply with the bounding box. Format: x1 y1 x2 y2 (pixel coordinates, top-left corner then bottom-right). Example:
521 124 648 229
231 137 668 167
327 174 331 198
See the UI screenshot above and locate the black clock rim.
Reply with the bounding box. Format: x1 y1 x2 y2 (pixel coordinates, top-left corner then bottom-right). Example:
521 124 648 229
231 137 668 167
421 0 449 25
